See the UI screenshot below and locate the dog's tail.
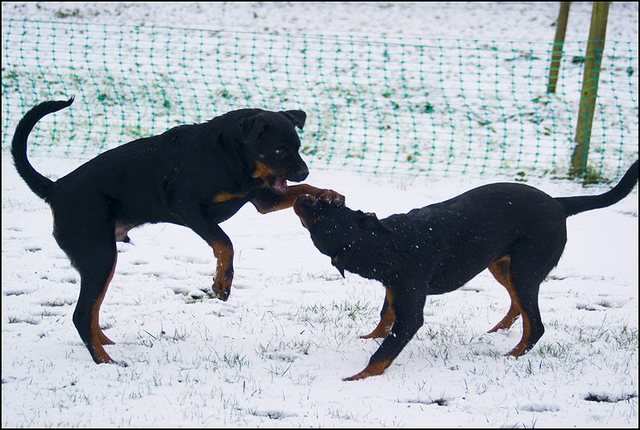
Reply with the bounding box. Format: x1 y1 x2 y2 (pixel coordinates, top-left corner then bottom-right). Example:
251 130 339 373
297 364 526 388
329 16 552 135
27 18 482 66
556 160 638 217
11 98 74 202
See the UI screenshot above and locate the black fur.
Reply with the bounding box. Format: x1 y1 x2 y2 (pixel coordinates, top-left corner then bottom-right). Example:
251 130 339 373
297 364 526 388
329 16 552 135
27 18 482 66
11 98 344 365
294 161 638 380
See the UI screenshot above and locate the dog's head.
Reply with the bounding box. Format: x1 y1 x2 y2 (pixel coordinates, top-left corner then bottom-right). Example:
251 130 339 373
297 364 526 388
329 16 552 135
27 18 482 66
240 110 309 195
294 194 387 276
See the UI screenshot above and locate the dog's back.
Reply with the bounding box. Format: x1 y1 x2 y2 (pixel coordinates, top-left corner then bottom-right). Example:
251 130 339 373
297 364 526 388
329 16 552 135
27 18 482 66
377 182 567 292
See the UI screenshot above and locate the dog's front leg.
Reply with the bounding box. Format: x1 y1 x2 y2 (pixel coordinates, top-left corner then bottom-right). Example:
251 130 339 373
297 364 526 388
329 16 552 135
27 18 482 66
251 185 345 214
345 291 427 381
182 213 235 301
207 233 234 301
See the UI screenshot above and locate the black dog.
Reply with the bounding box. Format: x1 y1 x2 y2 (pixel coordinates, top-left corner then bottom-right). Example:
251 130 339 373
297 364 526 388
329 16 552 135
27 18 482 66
11 98 344 365
294 161 638 380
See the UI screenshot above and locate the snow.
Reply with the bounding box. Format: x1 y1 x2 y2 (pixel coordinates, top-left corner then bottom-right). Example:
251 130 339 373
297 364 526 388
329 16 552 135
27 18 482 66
3 2 637 42
2 2 638 428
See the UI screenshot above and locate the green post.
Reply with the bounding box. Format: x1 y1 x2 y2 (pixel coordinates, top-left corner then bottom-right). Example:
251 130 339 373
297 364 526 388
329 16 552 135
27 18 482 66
571 1 609 176
547 2 571 94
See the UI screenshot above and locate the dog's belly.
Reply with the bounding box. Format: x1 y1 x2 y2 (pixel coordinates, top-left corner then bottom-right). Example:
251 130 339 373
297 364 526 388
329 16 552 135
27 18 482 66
426 235 509 294
112 201 177 226
390 218 513 295
428 262 493 294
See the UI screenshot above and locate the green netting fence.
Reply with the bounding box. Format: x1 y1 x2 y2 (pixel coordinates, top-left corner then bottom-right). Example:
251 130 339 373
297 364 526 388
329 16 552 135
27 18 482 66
2 18 638 179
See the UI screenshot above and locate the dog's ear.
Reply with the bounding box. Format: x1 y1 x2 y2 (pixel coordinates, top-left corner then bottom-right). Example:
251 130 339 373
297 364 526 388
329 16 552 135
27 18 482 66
358 212 387 232
280 110 306 130
240 115 267 143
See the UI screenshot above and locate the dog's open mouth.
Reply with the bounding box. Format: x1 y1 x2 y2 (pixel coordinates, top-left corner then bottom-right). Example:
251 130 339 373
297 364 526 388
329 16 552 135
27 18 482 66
269 177 289 195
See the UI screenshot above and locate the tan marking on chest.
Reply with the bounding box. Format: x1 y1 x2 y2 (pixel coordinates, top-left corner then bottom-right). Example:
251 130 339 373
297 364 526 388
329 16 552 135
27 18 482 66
212 191 249 203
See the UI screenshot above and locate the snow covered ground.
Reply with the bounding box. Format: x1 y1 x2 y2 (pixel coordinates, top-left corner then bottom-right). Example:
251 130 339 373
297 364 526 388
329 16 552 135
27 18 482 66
3 2 638 42
2 2 638 428
2 154 638 427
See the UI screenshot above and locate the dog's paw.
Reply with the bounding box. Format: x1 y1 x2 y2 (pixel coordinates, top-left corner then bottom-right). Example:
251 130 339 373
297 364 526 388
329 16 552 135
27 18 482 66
343 359 390 381
211 279 232 301
318 189 345 207
359 331 389 340
211 264 234 301
343 369 376 382
212 288 230 301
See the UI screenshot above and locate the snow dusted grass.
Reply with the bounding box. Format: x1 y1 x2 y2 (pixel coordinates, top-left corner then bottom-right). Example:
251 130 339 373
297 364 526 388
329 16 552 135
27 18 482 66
1 2 637 427
2 155 637 427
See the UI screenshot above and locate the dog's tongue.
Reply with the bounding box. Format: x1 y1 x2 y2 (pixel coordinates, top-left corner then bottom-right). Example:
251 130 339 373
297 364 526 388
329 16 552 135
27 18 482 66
271 177 288 194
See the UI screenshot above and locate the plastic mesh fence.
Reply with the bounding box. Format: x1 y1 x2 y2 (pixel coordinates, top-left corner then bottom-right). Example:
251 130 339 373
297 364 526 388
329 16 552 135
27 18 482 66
2 19 637 179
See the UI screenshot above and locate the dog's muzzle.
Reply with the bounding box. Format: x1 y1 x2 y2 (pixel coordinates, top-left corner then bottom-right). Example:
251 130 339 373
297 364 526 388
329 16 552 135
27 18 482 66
288 165 309 183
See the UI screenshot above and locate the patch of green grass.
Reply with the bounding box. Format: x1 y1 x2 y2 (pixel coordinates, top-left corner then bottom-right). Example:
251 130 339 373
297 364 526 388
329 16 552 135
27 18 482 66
7 316 39 325
569 164 611 185
536 342 570 358
54 8 81 19
220 351 249 371
332 299 373 321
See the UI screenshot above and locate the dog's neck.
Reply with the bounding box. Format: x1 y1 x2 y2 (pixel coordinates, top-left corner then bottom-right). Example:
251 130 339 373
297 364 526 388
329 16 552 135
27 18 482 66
207 114 262 189
213 133 253 187
330 234 400 285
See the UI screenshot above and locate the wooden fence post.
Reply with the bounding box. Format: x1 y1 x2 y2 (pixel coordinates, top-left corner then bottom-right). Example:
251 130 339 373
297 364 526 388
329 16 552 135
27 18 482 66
547 2 571 94
571 1 609 176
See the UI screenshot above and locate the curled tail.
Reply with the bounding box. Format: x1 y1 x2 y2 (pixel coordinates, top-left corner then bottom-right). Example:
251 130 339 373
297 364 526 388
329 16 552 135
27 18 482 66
10 98 74 202
556 160 639 217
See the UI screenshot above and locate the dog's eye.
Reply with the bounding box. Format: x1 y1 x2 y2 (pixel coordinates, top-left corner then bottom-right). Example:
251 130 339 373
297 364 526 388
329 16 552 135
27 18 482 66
274 148 287 158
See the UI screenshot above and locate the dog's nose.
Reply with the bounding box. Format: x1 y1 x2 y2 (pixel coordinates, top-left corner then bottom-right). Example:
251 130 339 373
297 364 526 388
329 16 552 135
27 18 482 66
289 166 309 182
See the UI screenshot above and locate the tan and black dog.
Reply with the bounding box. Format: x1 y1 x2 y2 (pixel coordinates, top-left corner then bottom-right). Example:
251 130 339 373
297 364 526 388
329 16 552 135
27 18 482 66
294 161 638 380
11 98 344 365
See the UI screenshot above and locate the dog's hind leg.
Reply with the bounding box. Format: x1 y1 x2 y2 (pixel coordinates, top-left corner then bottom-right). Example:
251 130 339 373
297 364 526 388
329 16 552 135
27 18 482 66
361 286 395 339
70 240 119 364
55 216 119 364
94 254 116 346
502 280 543 357
486 256 521 333
504 240 565 356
